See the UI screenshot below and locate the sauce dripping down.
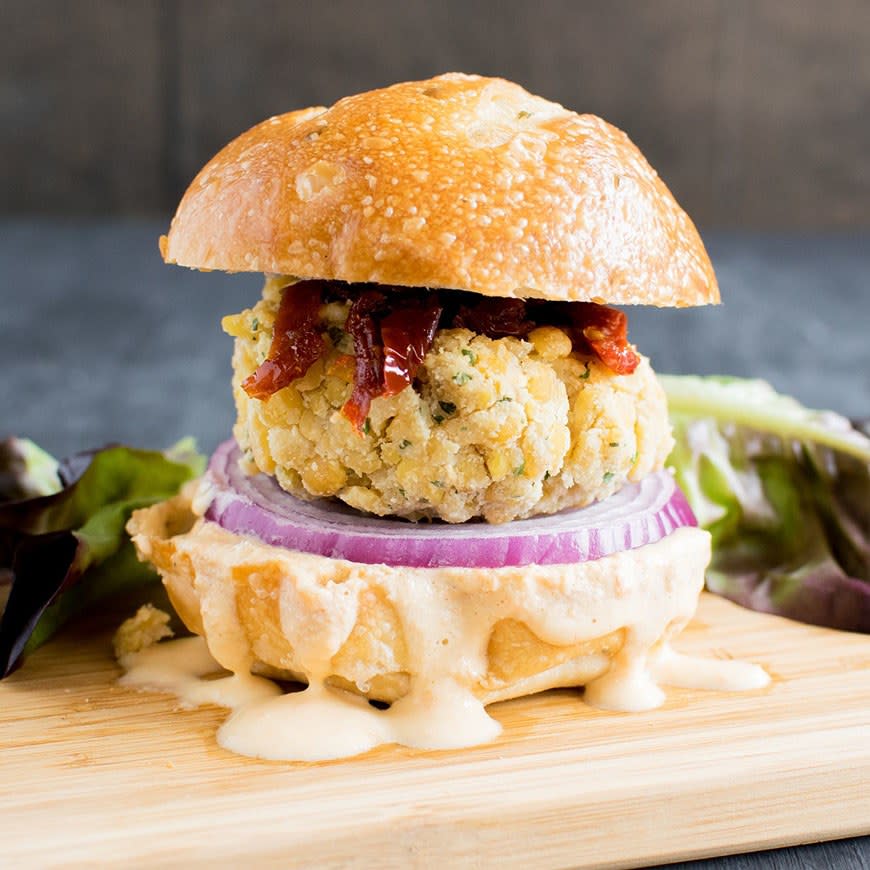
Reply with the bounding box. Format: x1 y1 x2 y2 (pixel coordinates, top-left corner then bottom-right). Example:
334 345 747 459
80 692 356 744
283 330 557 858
121 513 770 763
120 633 769 762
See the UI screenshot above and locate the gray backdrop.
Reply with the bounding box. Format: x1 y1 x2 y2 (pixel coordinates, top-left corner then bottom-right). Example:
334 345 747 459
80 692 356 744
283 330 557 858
3 0 870 227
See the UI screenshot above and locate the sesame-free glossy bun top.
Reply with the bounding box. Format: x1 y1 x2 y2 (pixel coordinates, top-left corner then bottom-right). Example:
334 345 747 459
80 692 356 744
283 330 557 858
162 73 718 307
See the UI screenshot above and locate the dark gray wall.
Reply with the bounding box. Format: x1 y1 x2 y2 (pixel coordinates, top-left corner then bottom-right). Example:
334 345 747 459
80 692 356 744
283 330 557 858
3 0 870 226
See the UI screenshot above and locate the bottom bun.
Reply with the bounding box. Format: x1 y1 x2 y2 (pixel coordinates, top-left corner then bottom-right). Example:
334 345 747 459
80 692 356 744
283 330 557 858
128 485 710 708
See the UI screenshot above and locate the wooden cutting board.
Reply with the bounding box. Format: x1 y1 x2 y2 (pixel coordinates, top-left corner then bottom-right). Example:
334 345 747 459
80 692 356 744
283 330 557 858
1 592 868 868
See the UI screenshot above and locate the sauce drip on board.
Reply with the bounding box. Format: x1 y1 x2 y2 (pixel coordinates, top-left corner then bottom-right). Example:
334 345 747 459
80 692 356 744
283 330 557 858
120 626 769 762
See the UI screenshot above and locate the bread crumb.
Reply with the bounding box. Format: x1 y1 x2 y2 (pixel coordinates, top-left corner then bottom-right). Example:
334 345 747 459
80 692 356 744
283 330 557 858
113 604 174 660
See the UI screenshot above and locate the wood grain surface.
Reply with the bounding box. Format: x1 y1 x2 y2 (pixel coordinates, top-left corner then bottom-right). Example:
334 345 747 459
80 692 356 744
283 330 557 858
1 592 868 868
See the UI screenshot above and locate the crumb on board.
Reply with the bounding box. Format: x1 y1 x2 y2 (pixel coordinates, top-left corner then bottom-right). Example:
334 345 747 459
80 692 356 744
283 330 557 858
113 604 174 660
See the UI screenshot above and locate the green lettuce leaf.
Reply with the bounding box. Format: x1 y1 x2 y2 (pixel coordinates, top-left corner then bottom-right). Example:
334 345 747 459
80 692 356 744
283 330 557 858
0 439 204 676
662 375 870 633
0 437 61 502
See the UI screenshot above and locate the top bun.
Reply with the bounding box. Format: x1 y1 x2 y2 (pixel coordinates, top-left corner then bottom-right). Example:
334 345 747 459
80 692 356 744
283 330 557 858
162 73 718 307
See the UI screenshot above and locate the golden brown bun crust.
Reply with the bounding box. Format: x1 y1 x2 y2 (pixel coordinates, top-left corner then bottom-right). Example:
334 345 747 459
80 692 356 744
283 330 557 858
163 73 718 307
127 488 710 706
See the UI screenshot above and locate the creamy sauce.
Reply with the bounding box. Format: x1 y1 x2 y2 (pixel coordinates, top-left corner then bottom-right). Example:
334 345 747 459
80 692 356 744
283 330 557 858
122 490 770 761
119 637 281 709
652 647 770 693
121 637 503 761
120 633 769 761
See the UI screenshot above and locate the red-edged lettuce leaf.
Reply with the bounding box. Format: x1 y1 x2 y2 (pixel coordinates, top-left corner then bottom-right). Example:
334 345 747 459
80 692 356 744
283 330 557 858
663 376 870 633
0 440 203 677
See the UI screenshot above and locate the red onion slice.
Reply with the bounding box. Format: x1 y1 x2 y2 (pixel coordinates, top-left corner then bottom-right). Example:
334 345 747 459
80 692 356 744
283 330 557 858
203 441 697 568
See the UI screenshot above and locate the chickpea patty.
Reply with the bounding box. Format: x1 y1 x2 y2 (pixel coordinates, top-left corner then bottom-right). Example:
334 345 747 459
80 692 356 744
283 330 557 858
224 280 673 523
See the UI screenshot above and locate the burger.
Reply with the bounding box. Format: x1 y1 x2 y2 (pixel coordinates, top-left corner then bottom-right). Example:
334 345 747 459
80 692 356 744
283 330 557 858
127 74 747 762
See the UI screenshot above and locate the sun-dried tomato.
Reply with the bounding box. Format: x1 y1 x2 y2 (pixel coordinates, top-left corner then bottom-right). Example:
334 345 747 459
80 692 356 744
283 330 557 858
452 296 533 338
341 290 387 431
569 302 640 375
243 282 640 423
381 297 443 397
242 281 325 400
